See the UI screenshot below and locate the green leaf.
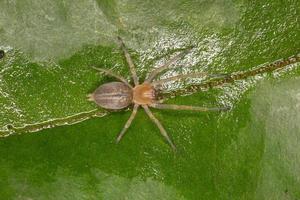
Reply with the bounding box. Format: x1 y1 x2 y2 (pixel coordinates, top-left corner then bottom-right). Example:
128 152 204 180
0 0 300 199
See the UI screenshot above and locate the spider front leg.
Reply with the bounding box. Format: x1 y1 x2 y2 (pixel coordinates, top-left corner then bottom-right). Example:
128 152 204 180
117 37 139 86
145 48 192 83
142 105 177 151
116 104 139 143
91 67 132 88
151 72 229 87
150 103 230 112
151 72 207 86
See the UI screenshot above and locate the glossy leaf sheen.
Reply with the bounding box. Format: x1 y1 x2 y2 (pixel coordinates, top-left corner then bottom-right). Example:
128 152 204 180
0 0 300 199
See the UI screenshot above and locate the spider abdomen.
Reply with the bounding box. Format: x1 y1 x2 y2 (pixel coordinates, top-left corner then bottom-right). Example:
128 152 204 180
89 82 133 110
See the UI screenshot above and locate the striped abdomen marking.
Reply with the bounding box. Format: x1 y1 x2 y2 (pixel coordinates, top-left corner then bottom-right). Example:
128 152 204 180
92 82 133 110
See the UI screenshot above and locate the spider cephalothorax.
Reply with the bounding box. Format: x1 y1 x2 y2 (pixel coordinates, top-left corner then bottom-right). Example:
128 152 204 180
133 83 156 105
88 37 228 151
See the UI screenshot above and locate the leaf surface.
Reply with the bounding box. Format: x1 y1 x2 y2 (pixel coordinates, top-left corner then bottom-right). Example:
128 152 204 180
0 0 299 199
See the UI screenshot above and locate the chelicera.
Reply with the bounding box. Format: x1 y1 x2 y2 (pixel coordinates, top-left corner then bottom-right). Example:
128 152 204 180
88 37 228 151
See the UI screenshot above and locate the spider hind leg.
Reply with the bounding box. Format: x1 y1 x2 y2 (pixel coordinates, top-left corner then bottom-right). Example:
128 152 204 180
116 104 139 143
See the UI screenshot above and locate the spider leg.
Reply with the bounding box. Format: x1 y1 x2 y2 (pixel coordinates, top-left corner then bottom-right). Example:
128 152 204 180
151 73 229 87
150 103 230 112
91 67 132 88
117 36 139 86
151 72 207 86
116 104 139 143
144 48 192 83
142 105 176 151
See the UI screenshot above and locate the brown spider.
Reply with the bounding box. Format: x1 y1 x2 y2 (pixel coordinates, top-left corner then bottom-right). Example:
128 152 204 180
88 37 228 151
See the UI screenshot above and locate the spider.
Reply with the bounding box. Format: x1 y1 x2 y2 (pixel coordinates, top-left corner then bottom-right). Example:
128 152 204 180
88 37 229 151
